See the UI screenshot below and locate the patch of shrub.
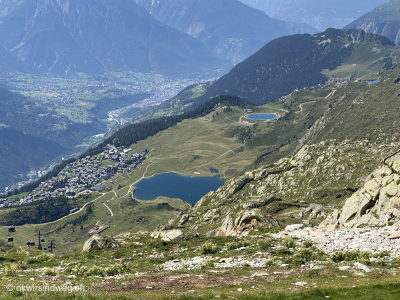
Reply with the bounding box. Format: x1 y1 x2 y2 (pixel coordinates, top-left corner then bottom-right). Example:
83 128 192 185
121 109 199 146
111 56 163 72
27 253 52 265
44 267 57 276
390 256 400 267
374 251 389 258
303 240 313 248
282 237 296 249
265 259 276 267
258 237 274 250
226 240 250 250
290 247 325 266
64 263 129 277
64 263 88 276
201 258 215 269
149 240 173 251
200 242 220 254
275 248 292 256
104 263 129 276
4 263 18 276
331 250 371 264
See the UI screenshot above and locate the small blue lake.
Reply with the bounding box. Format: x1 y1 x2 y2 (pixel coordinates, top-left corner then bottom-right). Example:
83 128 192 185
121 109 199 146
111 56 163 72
365 80 380 84
245 113 278 120
134 173 225 204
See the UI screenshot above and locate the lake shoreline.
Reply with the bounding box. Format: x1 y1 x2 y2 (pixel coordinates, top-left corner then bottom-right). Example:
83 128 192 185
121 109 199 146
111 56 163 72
133 172 225 205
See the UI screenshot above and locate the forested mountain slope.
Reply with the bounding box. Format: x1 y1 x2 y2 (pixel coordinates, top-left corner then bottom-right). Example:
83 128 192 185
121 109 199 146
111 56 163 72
204 28 394 104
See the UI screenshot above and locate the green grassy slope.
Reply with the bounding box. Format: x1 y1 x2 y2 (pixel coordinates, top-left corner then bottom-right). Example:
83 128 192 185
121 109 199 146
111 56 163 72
5 64 400 252
0 189 189 254
301 69 400 145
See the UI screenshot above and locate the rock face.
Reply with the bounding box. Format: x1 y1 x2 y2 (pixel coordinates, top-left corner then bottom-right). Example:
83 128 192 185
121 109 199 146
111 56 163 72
151 229 185 242
216 210 279 237
285 224 304 232
82 234 121 252
298 204 328 220
345 0 400 45
321 152 400 228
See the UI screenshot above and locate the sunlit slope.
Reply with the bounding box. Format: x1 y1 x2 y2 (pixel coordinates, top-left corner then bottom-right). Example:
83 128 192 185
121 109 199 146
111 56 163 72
152 28 400 119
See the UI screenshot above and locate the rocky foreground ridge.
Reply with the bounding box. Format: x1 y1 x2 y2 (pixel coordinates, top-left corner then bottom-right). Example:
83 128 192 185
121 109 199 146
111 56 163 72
269 148 400 259
322 150 400 228
281 224 400 259
161 140 399 238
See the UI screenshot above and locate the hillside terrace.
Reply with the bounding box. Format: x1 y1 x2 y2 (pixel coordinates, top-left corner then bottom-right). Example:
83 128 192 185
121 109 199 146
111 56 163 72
0 146 145 208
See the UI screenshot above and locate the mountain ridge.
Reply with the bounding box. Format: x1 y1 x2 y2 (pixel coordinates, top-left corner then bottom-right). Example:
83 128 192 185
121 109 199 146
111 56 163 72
204 28 394 103
239 0 388 31
0 0 227 76
345 0 400 45
148 27 397 120
135 0 317 65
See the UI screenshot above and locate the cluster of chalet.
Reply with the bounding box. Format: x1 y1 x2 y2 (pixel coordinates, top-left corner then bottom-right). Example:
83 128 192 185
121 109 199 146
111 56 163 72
277 78 350 102
0 146 145 208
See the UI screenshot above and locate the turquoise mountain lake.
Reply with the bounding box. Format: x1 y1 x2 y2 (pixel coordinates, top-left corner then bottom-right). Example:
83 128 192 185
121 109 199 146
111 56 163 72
245 113 278 120
134 173 225 204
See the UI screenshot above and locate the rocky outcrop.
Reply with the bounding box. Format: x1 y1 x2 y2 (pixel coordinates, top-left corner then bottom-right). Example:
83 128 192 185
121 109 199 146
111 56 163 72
298 204 328 220
285 224 304 232
195 177 255 208
321 152 400 228
82 234 121 252
151 229 185 242
216 210 279 237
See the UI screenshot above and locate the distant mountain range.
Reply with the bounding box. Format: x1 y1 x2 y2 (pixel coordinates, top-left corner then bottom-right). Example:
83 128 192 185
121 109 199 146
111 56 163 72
3 0 389 77
150 28 397 116
0 0 227 76
135 0 317 65
345 0 400 45
239 0 388 31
